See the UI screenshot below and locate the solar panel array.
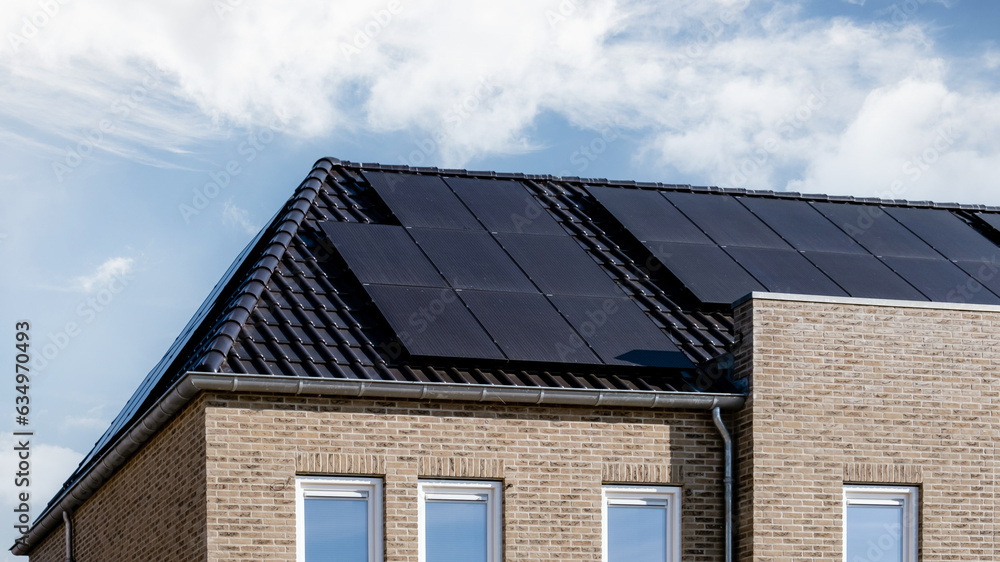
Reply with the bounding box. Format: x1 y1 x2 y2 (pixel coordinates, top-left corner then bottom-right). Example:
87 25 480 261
588 186 1000 306
318 172 693 369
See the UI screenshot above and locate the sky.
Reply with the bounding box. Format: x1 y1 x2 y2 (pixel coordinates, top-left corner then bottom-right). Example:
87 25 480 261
0 0 998 556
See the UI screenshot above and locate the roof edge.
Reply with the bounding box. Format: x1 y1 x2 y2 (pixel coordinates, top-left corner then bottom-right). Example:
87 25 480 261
13 371 744 555
325 157 1000 213
190 161 330 372
734 291 1000 313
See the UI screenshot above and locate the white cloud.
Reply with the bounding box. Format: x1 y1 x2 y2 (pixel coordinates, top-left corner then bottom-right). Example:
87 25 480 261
59 405 108 433
1 0 999 202
75 257 134 293
222 200 260 235
0 433 83 557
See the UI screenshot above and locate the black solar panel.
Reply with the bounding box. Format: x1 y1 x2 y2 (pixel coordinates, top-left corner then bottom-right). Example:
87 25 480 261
365 284 505 360
549 295 692 368
802 251 926 301
739 197 866 254
726 247 847 297
646 241 764 304
459 290 601 364
586 186 712 244
446 177 567 235
811 202 939 259
494 233 623 297
662 192 790 248
883 207 1000 262
409 228 536 292
880 257 1000 304
975 212 1000 235
954 259 1000 299
319 222 446 287
364 171 482 230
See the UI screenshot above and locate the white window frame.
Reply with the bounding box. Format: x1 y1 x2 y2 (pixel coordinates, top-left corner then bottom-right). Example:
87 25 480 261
418 479 502 562
295 475 384 562
602 485 682 562
843 485 918 562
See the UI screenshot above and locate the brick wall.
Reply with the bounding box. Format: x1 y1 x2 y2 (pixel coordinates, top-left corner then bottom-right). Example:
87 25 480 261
203 395 727 561
30 396 208 561
735 296 1000 560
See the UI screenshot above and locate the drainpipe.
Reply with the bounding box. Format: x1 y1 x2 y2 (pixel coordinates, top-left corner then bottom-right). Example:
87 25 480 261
62 510 73 562
712 406 733 562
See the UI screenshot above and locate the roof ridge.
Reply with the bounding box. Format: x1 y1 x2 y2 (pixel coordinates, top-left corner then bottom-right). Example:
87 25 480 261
324 157 1000 213
188 159 333 372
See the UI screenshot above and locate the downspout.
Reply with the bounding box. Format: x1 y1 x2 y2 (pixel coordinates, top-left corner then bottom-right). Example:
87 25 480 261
62 510 73 562
712 406 733 562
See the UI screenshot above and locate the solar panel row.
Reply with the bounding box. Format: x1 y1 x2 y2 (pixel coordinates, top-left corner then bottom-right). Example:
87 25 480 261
317 172 692 368
587 186 1000 306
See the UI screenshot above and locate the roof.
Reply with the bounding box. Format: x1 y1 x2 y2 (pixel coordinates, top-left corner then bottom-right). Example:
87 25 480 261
33 157 1000 541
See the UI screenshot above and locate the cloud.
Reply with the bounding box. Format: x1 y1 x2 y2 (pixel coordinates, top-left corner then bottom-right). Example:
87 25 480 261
0 433 83 555
1 0 999 202
75 257 134 293
222 200 260 235
59 405 108 433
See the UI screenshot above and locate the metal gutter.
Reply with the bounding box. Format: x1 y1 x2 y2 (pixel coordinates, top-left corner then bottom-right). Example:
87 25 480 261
13 372 743 555
712 407 734 562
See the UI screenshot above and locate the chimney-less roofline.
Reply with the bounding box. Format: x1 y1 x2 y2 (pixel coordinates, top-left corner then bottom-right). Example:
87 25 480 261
13 372 744 555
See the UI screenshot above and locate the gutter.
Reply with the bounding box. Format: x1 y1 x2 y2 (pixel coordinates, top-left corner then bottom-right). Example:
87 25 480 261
13 372 744 556
712 406 734 562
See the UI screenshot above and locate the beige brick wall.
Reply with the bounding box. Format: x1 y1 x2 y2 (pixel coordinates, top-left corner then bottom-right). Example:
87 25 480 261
30 396 208 561
735 296 1000 560
203 395 727 561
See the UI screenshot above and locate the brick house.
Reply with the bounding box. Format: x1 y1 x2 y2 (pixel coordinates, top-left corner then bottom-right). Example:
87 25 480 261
15 158 1000 560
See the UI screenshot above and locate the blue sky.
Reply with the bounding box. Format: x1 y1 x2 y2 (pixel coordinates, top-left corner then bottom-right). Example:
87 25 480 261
0 0 998 556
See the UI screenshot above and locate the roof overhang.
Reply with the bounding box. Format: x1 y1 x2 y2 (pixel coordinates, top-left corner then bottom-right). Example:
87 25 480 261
13 371 744 555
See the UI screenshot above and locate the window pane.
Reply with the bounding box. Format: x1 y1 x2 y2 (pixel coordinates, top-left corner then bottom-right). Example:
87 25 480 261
608 504 667 562
425 500 488 562
846 504 903 562
304 497 369 562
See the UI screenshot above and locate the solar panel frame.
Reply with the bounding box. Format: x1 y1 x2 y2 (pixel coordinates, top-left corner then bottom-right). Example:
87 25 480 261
458 290 601 364
738 197 867 254
975 212 1000 235
883 207 1000 262
645 241 765 304
662 192 791 248
408 228 537 293
954 259 1000 299
363 171 483 230
801 251 927 301
586 186 713 244
364 284 506 360
548 295 692 368
319 222 447 288
726 246 847 297
446 177 567 235
810 202 940 259
493 233 624 297
880 256 1000 304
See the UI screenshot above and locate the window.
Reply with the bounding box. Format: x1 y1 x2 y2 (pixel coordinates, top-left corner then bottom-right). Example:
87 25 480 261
602 485 681 562
844 485 918 562
418 480 502 562
296 476 383 562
